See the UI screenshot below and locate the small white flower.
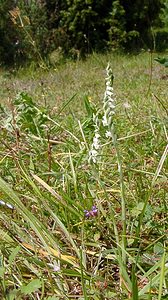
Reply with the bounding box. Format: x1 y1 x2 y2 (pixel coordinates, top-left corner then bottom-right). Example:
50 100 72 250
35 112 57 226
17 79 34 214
109 110 115 116
0 200 6 206
0 200 14 210
89 149 98 163
106 80 111 86
92 157 97 164
108 101 115 109
93 134 100 150
88 63 116 163
102 63 116 133
89 149 98 157
105 131 112 138
88 114 101 164
105 90 113 97
106 86 113 92
102 115 108 127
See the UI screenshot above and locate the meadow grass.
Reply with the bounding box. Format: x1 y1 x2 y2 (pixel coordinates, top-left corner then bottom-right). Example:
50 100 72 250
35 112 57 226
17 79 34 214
0 51 167 299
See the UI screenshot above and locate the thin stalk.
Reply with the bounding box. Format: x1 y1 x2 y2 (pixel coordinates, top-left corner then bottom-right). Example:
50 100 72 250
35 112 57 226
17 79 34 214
47 129 52 184
158 246 166 300
110 128 127 267
80 246 88 300
146 50 153 95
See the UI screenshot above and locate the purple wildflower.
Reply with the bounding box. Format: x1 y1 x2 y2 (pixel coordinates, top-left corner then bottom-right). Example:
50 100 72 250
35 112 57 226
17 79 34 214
91 205 98 216
84 210 90 218
84 205 98 218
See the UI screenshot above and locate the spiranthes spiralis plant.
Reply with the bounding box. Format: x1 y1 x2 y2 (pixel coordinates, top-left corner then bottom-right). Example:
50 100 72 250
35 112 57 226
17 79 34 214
103 62 127 275
88 63 128 289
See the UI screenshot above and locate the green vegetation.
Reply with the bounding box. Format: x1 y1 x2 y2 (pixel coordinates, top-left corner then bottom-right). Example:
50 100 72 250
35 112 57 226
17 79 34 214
0 51 167 299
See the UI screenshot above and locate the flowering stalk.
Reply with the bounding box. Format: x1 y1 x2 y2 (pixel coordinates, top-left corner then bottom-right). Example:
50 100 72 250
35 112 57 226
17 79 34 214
88 64 127 271
103 63 127 267
88 113 101 164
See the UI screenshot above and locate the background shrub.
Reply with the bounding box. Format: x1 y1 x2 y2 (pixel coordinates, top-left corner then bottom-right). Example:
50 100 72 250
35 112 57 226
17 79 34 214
0 0 166 66
0 0 21 65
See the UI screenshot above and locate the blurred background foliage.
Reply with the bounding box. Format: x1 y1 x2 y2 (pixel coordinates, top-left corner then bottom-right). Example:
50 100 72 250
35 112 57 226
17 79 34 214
0 0 168 66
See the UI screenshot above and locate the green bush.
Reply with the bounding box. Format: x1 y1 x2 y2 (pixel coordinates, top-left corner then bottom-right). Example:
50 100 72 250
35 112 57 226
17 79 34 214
160 0 168 28
0 0 164 65
0 0 21 65
154 28 168 51
120 0 162 50
57 0 162 55
108 0 127 49
59 0 112 57
154 0 168 51
0 0 53 66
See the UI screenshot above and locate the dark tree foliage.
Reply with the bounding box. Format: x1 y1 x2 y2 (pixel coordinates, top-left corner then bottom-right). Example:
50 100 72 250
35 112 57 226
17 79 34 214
0 0 21 65
108 0 127 49
0 0 164 66
18 1 50 58
59 0 112 56
120 0 162 49
0 0 53 66
56 0 162 55
43 0 66 29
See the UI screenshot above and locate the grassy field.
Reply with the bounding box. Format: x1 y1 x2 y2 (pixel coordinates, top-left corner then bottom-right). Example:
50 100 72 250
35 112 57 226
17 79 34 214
0 51 167 300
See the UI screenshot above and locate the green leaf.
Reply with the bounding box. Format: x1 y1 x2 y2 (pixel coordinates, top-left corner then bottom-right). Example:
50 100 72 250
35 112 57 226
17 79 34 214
105 291 116 298
20 279 41 295
8 289 18 300
131 202 144 217
131 264 138 300
0 229 15 243
154 57 168 67
84 95 95 117
9 246 21 265
154 242 164 255
158 247 166 300
0 267 5 277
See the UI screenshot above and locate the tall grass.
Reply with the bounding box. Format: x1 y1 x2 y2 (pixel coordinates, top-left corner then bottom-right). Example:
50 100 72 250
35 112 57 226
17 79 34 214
0 52 167 299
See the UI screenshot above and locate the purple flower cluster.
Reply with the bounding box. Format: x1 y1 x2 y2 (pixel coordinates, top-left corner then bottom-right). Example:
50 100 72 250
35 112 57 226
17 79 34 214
84 205 98 218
